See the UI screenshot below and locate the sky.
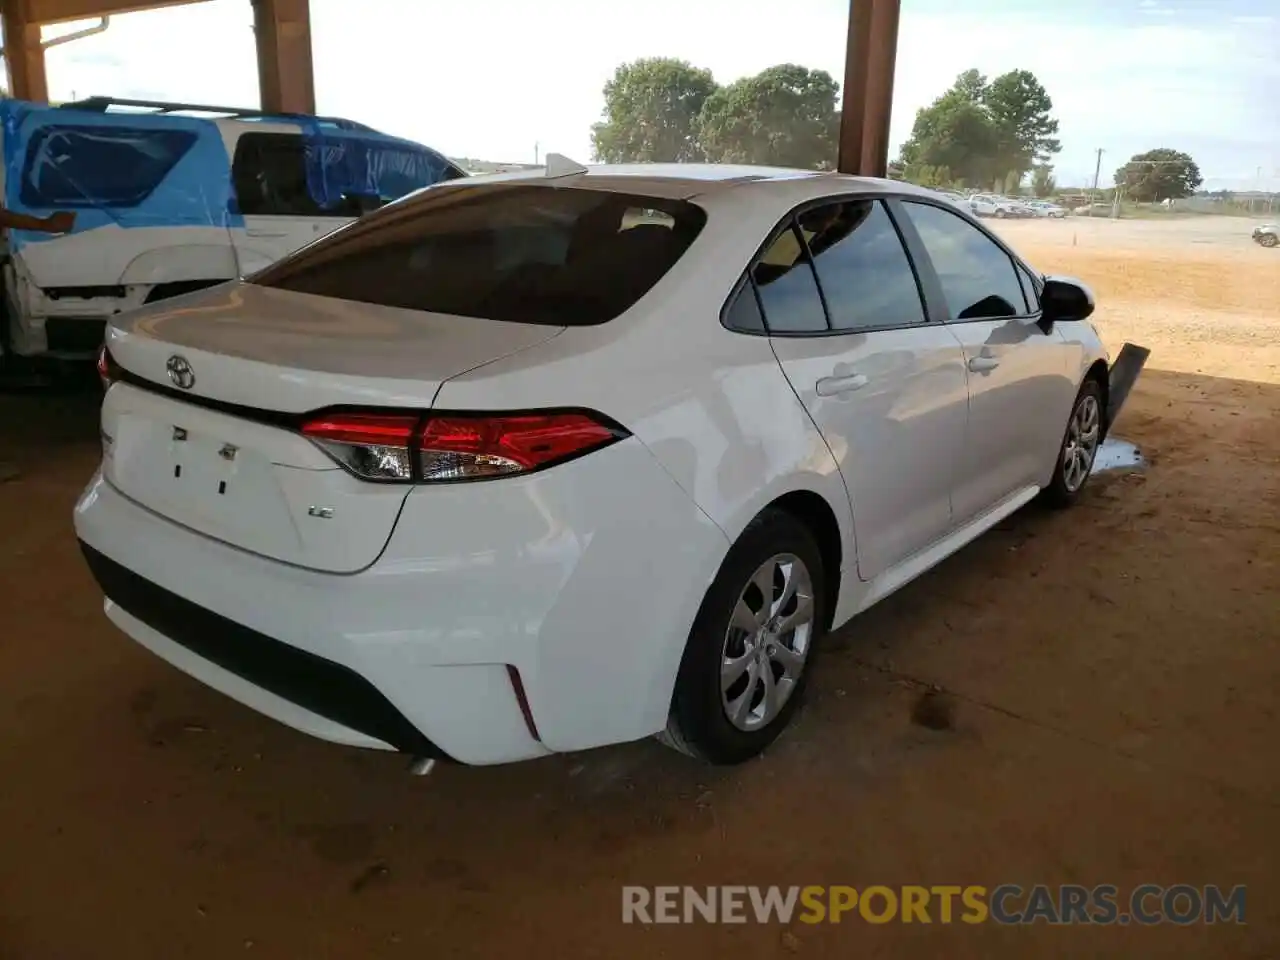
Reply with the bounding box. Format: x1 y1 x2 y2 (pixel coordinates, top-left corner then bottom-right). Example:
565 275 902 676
34 0 1280 191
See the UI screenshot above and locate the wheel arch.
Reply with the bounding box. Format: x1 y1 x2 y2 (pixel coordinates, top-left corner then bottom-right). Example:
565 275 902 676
1085 358 1110 431
660 483 849 729
762 490 843 631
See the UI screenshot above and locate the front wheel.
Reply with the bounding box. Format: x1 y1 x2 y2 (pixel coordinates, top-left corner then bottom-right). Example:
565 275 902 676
661 509 826 764
1041 379 1104 508
1258 233 1278 248
994 209 1007 219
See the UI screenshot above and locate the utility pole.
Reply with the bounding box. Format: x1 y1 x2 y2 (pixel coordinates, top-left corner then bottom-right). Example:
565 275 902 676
1089 148 1105 217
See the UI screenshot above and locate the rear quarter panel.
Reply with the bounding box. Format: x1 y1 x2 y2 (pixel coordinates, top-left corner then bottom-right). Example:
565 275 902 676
431 186 857 557
431 192 861 728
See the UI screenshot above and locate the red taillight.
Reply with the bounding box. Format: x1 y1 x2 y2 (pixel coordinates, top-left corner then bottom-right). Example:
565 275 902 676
302 413 419 482
97 345 120 390
417 413 619 481
299 410 622 483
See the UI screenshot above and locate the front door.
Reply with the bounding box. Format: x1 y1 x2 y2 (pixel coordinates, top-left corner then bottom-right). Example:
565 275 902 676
759 199 969 580
895 199 1079 522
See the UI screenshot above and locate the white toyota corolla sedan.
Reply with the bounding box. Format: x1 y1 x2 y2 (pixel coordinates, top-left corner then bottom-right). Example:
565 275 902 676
76 160 1145 767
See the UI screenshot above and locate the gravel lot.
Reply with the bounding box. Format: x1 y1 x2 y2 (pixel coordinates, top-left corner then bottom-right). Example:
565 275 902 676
2 216 1277 959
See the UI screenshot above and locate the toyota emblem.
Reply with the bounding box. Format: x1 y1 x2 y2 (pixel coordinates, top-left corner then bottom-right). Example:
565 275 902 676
166 355 196 390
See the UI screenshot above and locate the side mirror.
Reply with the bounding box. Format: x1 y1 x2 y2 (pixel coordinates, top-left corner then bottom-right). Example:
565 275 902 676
1040 275 1095 328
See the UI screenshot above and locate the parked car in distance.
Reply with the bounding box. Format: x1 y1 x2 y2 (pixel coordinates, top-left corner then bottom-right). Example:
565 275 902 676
1026 200 1068 219
1252 223 1278 247
78 161 1145 767
969 194 1023 218
0 96 466 360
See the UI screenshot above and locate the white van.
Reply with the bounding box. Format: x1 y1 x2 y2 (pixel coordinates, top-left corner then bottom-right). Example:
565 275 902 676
0 96 465 359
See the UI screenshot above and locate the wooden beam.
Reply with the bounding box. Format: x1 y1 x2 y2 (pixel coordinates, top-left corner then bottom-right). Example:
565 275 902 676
838 0 901 177
3 0 49 101
23 0 204 27
251 0 314 114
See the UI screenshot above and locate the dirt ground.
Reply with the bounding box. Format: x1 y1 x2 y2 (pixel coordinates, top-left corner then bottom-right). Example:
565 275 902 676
2 216 1278 958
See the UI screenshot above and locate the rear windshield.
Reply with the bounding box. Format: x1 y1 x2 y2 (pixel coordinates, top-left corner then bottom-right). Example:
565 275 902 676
251 184 707 326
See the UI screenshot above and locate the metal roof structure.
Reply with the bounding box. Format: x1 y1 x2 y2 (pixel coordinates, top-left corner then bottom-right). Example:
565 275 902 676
1 0 901 176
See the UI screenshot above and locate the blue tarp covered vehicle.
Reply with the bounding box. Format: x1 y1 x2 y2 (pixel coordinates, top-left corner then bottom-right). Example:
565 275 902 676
0 96 465 358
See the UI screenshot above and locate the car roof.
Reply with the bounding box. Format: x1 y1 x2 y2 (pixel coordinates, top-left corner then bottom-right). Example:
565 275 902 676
438 162 941 202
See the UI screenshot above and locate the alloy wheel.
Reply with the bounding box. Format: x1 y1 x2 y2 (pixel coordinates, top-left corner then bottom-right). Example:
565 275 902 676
720 553 815 732
1062 393 1101 493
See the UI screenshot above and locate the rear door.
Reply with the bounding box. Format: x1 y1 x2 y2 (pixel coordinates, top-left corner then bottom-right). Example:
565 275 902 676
228 128 347 275
0 103 232 289
754 198 969 580
227 127 465 276
894 199 1078 522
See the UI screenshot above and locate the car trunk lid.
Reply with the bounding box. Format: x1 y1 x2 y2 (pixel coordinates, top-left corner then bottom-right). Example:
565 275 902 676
101 283 563 573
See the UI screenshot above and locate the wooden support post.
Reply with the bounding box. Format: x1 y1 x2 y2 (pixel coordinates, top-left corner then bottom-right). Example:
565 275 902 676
837 0 901 177
251 0 314 115
2 0 49 103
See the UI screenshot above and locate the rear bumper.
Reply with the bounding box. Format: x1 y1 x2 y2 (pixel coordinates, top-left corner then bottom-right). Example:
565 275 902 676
6 315 106 359
80 542 448 757
73 438 729 765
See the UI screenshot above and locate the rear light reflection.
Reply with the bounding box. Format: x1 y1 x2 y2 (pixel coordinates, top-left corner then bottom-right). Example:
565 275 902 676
97 345 121 390
299 410 625 484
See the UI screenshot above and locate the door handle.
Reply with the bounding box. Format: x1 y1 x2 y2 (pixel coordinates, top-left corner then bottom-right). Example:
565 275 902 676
245 229 289 239
815 373 869 396
968 356 1000 373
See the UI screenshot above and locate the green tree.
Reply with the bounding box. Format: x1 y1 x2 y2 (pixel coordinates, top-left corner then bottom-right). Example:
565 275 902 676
982 69 1061 177
897 68 1059 188
1114 148 1203 202
590 58 718 163
1031 164 1056 197
897 87 1002 187
697 64 839 169
902 162 953 188
953 68 988 103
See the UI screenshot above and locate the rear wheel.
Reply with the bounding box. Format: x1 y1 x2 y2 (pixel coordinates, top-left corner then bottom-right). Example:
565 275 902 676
662 509 826 764
1042 379 1104 507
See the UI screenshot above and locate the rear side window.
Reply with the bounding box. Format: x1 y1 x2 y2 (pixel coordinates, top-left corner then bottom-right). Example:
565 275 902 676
252 184 707 326
20 125 197 208
750 224 828 333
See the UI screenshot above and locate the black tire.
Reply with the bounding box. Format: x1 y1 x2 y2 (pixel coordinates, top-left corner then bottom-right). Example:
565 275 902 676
1258 233 1278 248
1041 378 1105 508
994 209 1007 219
661 509 827 764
